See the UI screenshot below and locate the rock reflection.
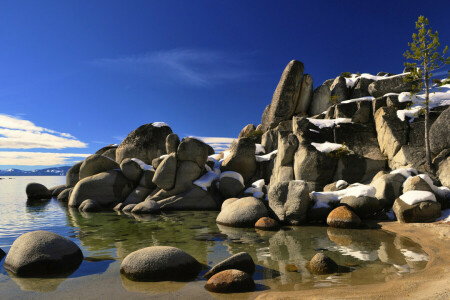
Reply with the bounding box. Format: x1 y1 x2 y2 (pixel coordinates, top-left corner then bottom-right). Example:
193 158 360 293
8 273 67 292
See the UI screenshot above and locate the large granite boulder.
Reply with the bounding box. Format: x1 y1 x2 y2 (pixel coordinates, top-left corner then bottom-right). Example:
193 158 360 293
268 180 310 225
261 60 304 130
152 153 177 190
374 107 408 160
79 154 119 180
221 138 256 183
4 231 83 276
308 84 331 116
139 167 156 189
330 76 349 103
177 137 212 168
216 197 268 227
340 196 381 219
270 132 298 185
294 74 313 114
26 183 51 200
122 186 152 206
57 188 72 202
157 186 219 211
219 172 245 199
165 133 180 154
66 161 82 187
205 269 255 293
402 176 433 193
238 124 256 139
68 170 134 208
370 173 406 207
430 106 450 156
350 77 375 98
120 158 145 182
49 185 67 198
120 246 201 281
393 197 441 223
115 123 172 164
204 252 255 279
368 74 418 97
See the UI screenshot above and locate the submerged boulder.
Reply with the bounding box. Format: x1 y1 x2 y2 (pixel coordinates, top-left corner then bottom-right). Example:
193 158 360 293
205 269 255 293
26 183 52 200
216 197 267 227
308 253 338 275
78 199 102 212
120 246 201 281
204 252 255 279
4 231 83 277
57 188 72 202
115 123 172 165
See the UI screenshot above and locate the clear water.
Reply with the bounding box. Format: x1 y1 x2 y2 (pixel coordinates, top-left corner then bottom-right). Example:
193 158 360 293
0 176 429 299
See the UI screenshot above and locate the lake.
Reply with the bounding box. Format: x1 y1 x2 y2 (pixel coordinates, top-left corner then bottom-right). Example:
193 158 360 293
0 176 430 299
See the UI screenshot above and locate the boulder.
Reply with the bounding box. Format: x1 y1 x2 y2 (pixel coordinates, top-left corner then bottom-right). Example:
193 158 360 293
139 168 156 189
293 144 338 190
120 246 201 281
221 138 256 183
120 158 144 182
152 153 177 190
393 198 441 223
151 155 166 170
261 128 278 153
391 145 427 173
4 231 83 276
78 199 102 212
49 185 67 197
216 197 268 227
270 132 298 185
122 186 152 206
340 196 381 218
261 60 304 130
238 124 256 139
333 153 387 185
177 137 211 168
25 183 51 200
68 170 134 208
122 204 136 213
205 269 255 293
352 100 372 123
403 176 433 194
323 180 349 192
115 123 172 165
327 206 361 228
219 172 245 199
374 107 409 160
79 154 120 180
292 116 327 144
308 84 331 116
204 252 255 279
330 76 349 103
268 180 310 225
370 173 406 207
66 161 82 187
157 186 219 211
308 253 338 275
435 151 450 188
350 77 374 98
368 74 418 98
95 144 118 156
294 74 313 114
255 217 280 231
102 148 117 161
430 106 450 156
131 199 160 214
334 101 358 118
56 188 72 202
165 133 180 154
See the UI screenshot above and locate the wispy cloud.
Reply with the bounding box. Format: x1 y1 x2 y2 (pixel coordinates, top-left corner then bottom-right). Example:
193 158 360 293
0 152 90 166
0 114 87 149
193 136 235 153
92 48 263 87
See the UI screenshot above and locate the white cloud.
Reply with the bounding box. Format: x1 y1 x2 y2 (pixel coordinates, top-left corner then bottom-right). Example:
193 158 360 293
0 114 87 149
193 136 235 153
92 48 262 87
0 152 90 166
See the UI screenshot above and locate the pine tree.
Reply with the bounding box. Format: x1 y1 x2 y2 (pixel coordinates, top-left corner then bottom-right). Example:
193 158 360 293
403 16 450 174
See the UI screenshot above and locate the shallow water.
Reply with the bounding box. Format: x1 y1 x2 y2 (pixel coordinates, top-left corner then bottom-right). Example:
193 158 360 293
0 176 430 299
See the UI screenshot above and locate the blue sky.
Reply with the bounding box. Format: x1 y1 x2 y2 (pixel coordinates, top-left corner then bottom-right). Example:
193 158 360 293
1 0 449 170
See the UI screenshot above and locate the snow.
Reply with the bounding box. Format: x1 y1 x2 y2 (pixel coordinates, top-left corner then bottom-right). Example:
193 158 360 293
255 144 266 154
159 154 169 160
244 179 265 199
397 84 450 122
131 158 154 171
383 93 400 97
310 184 376 202
256 150 278 162
205 164 212 172
307 118 352 129
341 96 374 104
251 179 265 189
417 174 450 198
311 142 348 153
386 209 396 221
220 171 244 185
437 209 450 223
344 73 405 89
152 122 170 128
309 129 320 134
390 168 418 178
221 150 231 161
336 180 348 189
399 190 436 205
400 249 429 262
312 200 331 209
193 171 220 190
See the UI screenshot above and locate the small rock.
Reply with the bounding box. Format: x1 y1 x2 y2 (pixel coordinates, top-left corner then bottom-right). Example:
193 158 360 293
255 217 280 231
26 183 52 200
327 206 361 228
204 252 255 279
205 269 255 293
285 264 299 272
120 246 201 281
131 199 160 214
308 253 338 275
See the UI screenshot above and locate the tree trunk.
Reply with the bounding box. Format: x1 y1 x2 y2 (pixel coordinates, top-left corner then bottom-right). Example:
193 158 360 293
424 65 435 175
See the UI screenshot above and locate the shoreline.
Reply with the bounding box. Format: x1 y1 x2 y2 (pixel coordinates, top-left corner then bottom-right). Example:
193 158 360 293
255 221 450 300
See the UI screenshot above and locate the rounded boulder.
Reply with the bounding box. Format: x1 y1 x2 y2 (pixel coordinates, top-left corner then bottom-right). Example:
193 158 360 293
327 206 361 228
216 197 268 227
25 183 52 200
308 253 338 275
205 269 255 293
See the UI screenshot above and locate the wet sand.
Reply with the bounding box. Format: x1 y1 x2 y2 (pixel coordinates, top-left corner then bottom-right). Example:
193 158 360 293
256 221 450 300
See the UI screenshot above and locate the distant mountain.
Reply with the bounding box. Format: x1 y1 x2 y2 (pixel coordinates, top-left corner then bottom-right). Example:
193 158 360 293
0 166 71 176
